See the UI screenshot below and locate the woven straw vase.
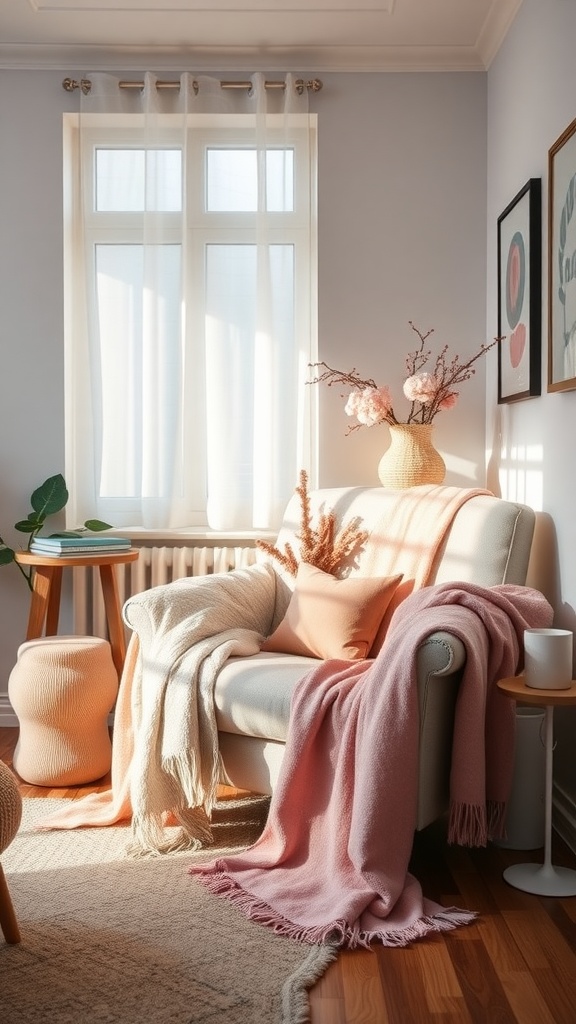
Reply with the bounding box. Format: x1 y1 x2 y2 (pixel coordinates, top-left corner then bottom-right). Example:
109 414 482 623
378 423 446 489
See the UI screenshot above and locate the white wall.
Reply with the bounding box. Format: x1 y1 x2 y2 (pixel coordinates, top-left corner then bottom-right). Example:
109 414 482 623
0 67 488 720
0 71 71 718
317 72 488 489
487 0 576 842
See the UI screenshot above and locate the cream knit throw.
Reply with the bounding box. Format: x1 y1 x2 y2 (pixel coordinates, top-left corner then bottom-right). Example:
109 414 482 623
126 562 277 854
40 563 277 856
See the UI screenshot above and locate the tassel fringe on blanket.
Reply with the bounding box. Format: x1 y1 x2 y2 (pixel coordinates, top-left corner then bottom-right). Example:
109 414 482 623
448 799 508 847
191 870 478 950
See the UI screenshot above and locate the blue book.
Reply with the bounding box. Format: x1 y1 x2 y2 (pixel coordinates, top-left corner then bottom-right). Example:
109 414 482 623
32 535 131 551
30 544 132 556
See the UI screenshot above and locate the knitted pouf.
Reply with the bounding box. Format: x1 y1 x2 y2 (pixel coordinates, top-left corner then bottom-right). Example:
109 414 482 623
8 636 118 786
0 759 22 943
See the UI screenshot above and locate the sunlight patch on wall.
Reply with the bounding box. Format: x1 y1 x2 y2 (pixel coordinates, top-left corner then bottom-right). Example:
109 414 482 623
442 453 480 481
498 442 543 510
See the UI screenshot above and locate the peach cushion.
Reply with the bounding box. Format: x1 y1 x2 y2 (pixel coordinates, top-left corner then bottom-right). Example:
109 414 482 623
261 562 403 660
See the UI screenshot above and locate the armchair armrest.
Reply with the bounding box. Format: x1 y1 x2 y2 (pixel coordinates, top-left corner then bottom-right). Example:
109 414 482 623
417 630 466 677
415 630 466 830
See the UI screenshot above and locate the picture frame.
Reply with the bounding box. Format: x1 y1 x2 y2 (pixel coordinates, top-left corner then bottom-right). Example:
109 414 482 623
497 178 541 403
548 116 576 393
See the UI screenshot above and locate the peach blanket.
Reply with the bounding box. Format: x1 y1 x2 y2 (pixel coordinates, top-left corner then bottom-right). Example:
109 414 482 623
190 582 553 948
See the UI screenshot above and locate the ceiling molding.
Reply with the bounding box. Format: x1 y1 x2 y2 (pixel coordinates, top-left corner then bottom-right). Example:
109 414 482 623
29 0 396 9
477 0 524 68
0 43 488 74
0 0 523 74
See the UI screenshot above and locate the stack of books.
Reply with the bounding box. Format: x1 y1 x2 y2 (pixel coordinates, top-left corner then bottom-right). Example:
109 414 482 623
29 535 132 557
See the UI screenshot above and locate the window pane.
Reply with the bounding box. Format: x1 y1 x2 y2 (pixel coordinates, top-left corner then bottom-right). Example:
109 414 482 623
206 148 294 212
266 149 294 212
95 243 182 497
95 149 182 212
204 244 295 509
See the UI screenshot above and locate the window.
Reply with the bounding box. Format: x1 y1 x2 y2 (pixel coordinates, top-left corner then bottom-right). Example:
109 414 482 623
63 104 317 532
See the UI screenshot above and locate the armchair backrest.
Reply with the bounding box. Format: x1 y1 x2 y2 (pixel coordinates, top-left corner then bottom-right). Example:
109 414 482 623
270 485 535 599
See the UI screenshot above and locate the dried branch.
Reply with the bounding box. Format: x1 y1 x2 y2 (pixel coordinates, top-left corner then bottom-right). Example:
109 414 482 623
257 469 368 577
308 323 502 429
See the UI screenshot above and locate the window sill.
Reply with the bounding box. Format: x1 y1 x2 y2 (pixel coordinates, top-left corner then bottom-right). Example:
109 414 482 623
108 528 277 544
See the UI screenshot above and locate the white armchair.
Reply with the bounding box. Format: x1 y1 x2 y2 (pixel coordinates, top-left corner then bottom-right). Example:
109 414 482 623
212 485 535 830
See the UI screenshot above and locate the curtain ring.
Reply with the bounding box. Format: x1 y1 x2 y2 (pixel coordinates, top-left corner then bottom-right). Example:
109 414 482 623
62 77 92 95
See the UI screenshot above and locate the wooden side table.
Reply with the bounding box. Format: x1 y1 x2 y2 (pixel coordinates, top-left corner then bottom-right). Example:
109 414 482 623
497 675 576 896
15 549 139 679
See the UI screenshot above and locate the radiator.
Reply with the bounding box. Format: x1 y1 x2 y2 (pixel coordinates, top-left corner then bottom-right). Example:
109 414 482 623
73 543 259 639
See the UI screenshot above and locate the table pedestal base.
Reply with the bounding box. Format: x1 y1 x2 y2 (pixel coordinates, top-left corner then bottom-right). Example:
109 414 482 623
504 861 576 896
495 689 576 900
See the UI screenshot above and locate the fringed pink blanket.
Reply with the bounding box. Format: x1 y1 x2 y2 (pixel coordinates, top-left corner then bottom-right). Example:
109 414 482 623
190 582 553 949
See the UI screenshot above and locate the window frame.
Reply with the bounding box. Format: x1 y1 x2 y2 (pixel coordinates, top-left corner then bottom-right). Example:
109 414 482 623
63 111 318 530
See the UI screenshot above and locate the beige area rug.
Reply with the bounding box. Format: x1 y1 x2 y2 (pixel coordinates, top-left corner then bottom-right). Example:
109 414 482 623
1 797 338 1024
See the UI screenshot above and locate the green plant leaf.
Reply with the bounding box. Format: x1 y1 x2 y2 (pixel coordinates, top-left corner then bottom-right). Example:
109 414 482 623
30 474 69 518
84 519 113 532
2 474 115 587
0 545 15 565
47 521 113 535
14 519 40 534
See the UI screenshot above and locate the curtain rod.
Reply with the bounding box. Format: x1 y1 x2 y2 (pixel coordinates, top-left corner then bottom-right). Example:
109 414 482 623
62 77 322 96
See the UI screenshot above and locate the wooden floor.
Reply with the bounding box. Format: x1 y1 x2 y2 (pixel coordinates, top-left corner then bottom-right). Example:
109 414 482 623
2 726 576 1024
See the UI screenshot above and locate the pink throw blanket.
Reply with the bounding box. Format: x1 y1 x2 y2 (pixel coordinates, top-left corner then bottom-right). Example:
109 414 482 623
190 582 553 948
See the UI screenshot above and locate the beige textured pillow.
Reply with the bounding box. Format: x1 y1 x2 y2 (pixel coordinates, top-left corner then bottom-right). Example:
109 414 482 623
261 562 403 661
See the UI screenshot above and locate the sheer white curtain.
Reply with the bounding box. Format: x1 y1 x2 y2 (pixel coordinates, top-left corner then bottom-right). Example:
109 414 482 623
65 71 317 532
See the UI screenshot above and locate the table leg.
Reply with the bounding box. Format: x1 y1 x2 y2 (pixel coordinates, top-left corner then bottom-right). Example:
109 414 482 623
44 566 63 635
25 566 53 639
503 705 576 896
98 563 126 679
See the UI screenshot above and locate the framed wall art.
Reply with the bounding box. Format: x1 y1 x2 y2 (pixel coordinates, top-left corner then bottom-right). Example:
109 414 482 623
497 178 541 403
548 116 576 393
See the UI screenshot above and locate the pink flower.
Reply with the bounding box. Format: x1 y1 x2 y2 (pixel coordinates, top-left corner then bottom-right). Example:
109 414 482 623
438 391 458 410
344 391 362 417
309 322 500 431
403 372 438 405
345 386 392 427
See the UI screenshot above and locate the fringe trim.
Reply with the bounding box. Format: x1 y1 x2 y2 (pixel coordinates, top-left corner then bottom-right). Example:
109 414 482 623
190 869 477 951
448 802 488 846
174 804 214 845
161 751 221 821
127 806 214 858
487 800 507 841
448 800 509 847
162 752 202 810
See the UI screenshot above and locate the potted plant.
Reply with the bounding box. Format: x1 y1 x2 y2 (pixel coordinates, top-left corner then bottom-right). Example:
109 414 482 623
0 474 111 590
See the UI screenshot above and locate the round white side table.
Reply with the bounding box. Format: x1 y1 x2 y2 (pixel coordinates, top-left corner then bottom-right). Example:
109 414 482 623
497 675 576 897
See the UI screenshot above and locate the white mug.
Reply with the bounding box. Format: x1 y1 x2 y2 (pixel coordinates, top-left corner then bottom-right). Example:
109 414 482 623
524 628 574 690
